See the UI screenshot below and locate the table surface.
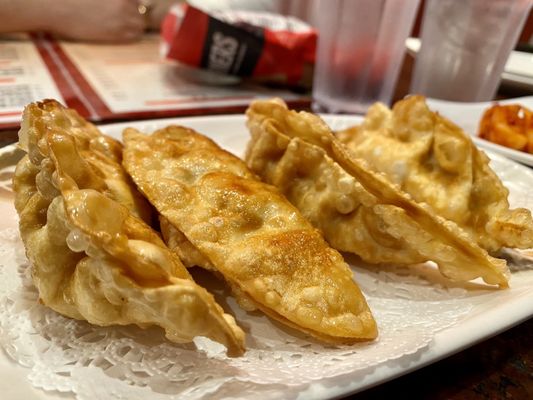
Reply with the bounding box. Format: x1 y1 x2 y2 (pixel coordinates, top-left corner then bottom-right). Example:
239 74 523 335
1 44 532 400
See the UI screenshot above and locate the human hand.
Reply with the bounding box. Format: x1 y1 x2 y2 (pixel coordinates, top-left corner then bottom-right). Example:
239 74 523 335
144 0 182 31
44 0 146 43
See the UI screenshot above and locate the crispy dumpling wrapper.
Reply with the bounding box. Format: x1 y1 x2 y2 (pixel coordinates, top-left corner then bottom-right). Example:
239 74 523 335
123 126 377 343
13 100 245 356
17 99 152 223
245 98 510 288
336 95 533 252
160 215 216 271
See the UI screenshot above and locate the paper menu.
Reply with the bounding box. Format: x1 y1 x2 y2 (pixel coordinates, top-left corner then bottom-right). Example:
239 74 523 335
0 34 309 129
0 38 64 126
58 34 304 115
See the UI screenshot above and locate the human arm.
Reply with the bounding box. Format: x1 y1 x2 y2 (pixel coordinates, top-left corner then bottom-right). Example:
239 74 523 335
0 0 145 43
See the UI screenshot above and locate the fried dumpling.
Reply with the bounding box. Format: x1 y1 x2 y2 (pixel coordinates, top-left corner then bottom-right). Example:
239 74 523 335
123 126 377 343
160 215 216 271
336 95 533 252
13 100 245 356
245 98 510 288
17 99 152 222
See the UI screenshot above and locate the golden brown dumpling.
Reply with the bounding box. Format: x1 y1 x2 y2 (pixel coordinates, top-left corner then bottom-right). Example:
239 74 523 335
17 99 152 222
160 215 215 271
245 98 510 288
336 95 533 252
13 100 245 356
123 126 377 343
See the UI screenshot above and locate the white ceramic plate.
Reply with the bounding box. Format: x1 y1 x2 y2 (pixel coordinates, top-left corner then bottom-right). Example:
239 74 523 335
1 115 533 400
406 38 533 91
424 96 533 167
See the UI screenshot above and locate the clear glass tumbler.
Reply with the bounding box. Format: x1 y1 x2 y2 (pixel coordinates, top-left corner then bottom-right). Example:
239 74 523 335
410 0 532 102
312 0 420 114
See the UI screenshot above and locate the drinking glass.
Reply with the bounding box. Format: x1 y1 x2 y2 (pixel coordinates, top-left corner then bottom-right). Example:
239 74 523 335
312 0 420 114
410 0 532 102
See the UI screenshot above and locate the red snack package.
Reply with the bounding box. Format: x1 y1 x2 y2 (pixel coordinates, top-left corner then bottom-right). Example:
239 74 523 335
161 4 317 88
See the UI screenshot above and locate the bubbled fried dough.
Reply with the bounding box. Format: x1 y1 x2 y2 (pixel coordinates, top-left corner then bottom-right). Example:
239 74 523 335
245 98 510 288
336 96 533 252
17 99 152 223
63 190 245 356
122 126 377 343
13 100 245 356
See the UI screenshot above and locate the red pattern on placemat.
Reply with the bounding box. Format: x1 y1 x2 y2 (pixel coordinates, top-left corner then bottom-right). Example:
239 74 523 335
32 33 108 120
